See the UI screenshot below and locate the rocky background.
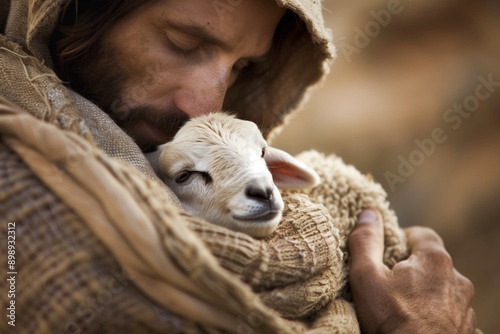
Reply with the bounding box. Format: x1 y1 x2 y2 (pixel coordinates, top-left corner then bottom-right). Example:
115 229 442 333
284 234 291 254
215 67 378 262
274 0 500 331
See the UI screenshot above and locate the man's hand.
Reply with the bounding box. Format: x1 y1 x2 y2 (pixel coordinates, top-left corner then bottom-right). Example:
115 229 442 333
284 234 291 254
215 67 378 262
348 209 477 333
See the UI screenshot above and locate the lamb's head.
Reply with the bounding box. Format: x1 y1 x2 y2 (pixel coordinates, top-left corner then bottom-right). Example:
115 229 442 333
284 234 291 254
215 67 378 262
157 113 320 238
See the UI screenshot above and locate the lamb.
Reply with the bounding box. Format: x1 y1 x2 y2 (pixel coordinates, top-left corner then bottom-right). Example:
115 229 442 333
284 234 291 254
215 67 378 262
147 112 320 238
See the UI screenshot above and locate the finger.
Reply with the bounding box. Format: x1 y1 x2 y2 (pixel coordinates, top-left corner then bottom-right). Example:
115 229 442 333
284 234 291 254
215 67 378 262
405 227 455 277
349 209 385 273
405 226 446 254
454 268 475 301
464 307 477 334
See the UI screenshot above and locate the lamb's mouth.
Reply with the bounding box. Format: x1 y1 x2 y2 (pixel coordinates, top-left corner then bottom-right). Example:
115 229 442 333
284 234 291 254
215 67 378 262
232 211 281 223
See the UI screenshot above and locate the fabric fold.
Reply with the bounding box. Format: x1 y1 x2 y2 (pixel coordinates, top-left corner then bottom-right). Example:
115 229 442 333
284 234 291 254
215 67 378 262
0 96 410 333
0 98 295 333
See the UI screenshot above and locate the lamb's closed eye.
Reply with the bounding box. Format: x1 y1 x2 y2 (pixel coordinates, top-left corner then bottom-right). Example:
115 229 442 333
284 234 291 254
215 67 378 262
173 170 212 185
147 112 320 238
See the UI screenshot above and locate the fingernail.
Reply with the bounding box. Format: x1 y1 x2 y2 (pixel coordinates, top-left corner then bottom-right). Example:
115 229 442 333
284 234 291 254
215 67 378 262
358 209 379 224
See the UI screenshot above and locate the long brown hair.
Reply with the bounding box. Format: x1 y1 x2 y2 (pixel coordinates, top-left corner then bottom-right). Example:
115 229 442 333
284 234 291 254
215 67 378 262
50 0 155 79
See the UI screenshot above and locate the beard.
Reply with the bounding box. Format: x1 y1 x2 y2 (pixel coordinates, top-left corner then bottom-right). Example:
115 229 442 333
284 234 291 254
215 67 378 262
108 104 189 152
65 38 188 152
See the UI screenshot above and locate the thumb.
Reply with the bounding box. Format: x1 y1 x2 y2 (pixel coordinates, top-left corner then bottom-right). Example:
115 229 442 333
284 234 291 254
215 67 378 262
348 209 385 273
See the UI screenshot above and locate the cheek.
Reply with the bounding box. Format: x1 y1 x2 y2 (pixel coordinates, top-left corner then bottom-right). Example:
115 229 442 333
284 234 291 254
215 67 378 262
119 41 172 90
103 26 176 97
101 24 233 112
164 179 201 201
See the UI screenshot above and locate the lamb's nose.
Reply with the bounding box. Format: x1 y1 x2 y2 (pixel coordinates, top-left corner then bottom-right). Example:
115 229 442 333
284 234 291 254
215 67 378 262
245 184 273 202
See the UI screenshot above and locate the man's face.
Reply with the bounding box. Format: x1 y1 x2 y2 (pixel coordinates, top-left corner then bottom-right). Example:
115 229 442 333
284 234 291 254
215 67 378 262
73 0 285 151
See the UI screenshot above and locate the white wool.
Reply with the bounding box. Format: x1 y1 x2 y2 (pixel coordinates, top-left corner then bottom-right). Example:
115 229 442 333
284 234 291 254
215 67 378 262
147 113 320 238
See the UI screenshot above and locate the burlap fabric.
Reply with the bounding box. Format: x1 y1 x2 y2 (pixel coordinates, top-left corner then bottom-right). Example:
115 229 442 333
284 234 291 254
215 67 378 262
0 97 408 333
1 0 409 333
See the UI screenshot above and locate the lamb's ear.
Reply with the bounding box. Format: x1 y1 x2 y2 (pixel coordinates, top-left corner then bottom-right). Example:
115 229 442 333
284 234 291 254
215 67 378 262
265 147 320 189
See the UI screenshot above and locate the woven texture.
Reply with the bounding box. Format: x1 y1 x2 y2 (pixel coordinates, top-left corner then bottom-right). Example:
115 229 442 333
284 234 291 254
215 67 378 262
0 98 409 333
0 0 409 333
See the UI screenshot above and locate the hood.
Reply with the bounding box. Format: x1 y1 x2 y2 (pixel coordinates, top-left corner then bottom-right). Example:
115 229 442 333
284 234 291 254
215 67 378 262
1 0 334 140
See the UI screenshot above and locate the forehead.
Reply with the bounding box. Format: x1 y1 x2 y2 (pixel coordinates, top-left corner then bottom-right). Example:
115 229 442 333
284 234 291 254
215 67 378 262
148 0 286 54
177 115 265 147
156 0 285 27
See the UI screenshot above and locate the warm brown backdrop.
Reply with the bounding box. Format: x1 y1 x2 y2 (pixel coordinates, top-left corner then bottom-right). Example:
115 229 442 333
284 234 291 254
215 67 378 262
274 0 500 332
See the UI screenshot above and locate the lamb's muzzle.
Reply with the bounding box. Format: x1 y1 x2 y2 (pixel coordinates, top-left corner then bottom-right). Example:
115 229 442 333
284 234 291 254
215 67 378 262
147 112 320 238
232 176 283 223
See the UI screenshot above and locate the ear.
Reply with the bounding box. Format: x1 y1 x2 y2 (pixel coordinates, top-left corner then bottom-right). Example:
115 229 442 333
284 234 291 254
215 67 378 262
265 147 320 189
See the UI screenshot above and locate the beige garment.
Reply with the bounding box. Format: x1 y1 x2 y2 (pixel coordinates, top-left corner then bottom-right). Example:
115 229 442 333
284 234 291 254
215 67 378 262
0 0 411 333
0 97 408 333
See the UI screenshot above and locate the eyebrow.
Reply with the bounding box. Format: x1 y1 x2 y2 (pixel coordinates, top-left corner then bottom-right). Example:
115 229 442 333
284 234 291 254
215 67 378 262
159 19 269 62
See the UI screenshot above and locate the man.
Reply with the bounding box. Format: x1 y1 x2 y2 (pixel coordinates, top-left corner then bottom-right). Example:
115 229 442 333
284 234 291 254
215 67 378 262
0 0 476 332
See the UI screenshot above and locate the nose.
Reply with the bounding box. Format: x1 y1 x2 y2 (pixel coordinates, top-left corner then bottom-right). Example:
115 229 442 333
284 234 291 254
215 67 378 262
173 60 233 117
245 184 274 203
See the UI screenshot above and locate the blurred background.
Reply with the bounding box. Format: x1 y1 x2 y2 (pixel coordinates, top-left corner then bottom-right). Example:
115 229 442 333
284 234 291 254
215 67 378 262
273 0 500 331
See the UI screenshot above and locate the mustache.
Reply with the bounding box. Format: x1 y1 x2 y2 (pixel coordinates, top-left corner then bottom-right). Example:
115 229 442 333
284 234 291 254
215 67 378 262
108 104 190 140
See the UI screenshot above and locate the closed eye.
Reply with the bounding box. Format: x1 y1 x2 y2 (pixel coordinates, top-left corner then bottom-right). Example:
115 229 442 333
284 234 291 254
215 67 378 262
166 37 201 57
174 170 192 183
165 31 203 57
175 170 212 185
